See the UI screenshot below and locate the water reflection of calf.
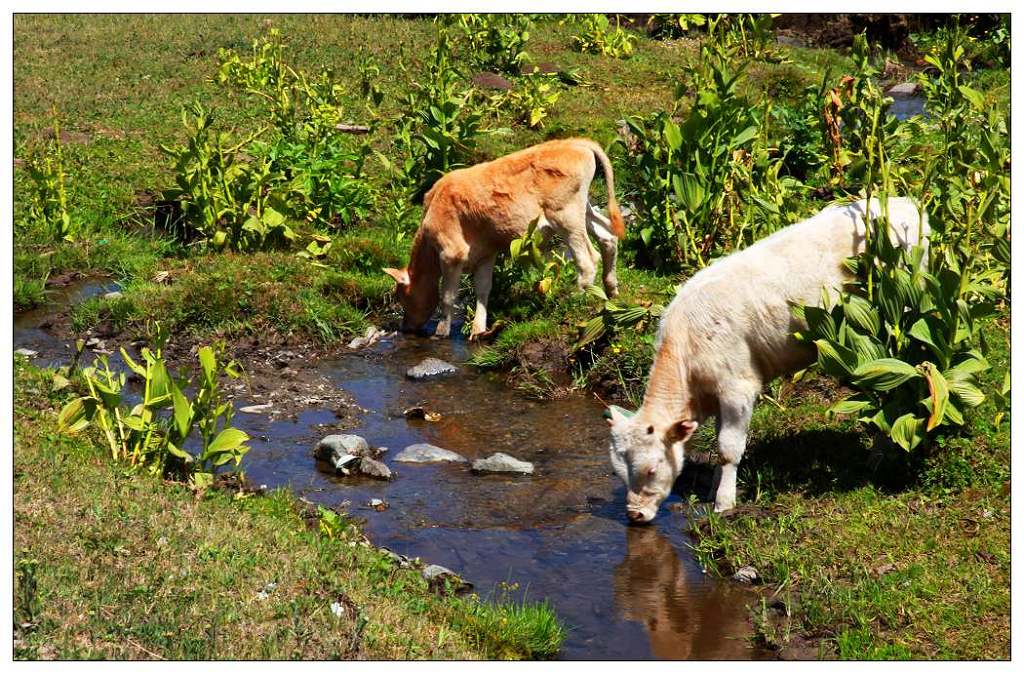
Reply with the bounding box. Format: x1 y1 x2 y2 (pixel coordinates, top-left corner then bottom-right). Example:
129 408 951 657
613 526 754 660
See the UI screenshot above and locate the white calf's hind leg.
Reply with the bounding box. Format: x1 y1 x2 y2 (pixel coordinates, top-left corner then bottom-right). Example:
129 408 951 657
713 392 756 512
586 202 619 297
469 255 495 340
434 259 464 338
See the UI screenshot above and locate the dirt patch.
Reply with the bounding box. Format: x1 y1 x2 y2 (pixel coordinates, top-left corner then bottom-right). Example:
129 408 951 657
506 336 575 397
43 126 91 145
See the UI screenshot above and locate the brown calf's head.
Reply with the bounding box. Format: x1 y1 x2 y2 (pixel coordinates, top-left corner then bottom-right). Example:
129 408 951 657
384 267 437 333
607 406 697 524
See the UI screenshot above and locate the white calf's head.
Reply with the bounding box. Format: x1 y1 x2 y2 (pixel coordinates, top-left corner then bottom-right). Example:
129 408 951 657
607 406 697 524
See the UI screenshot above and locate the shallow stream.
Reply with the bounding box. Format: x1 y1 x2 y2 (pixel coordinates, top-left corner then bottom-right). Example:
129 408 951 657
14 284 767 660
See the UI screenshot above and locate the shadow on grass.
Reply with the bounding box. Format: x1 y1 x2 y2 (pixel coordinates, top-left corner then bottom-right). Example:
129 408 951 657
674 428 919 504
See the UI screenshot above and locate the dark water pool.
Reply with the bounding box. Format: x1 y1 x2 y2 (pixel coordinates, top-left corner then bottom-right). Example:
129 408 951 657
14 290 767 660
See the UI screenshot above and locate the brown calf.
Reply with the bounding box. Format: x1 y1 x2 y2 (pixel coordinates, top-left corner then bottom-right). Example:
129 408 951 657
384 137 625 339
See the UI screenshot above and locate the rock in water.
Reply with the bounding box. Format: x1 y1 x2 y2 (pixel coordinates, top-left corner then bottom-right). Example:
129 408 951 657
14 348 38 357
103 291 124 301
314 434 372 471
886 82 919 97
394 443 467 463
359 457 393 480
405 357 457 380
422 564 474 595
347 325 386 350
472 452 534 475
732 565 760 584
238 403 273 414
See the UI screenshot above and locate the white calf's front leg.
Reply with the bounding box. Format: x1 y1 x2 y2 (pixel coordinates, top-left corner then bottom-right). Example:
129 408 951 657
586 202 619 298
713 392 756 512
469 255 495 340
434 260 464 338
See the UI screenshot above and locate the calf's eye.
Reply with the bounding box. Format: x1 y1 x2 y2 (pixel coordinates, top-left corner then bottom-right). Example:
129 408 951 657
646 425 654 434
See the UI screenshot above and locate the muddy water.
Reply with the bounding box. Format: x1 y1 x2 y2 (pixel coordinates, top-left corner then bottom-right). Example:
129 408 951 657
15 290 767 660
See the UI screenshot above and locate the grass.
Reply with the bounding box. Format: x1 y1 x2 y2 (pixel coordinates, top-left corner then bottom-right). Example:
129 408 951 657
687 321 1010 659
13 360 564 660
14 14 1011 661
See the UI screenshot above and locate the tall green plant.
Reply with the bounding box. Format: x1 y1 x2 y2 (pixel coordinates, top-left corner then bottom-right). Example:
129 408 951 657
384 23 487 198
23 116 74 242
453 14 532 75
570 14 637 59
620 43 766 270
58 326 250 484
797 37 1004 451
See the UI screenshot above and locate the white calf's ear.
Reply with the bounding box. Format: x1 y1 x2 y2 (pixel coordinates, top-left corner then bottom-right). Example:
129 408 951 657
666 419 698 444
383 267 410 285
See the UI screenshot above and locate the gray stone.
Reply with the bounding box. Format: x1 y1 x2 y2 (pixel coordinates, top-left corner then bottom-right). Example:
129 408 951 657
394 443 467 464
239 403 273 414
422 564 473 595
103 291 124 301
359 456 393 480
732 565 760 584
422 564 456 582
14 348 38 357
886 82 920 97
315 435 372 472
471 452 534 475
347 325 386 350
405 357 457 380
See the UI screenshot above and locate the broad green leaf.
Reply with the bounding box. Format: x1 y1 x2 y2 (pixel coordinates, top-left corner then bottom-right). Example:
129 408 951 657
171 383 193 439
958 84 986 110
672 172 705 211
58 397 95 434
198 346 216 385
262 207 285 228
891 413 926 451
842 294 880 335
814 339 857 378
206 427 250 455
919 362 949 431
828 398 872 417
947 379 984 408
729 125 759 149
121 414 147 432
119 348 147 377
852 358 919 391
575 315 606 350
167 442 193 461
663 119 682 151
803 306 838 342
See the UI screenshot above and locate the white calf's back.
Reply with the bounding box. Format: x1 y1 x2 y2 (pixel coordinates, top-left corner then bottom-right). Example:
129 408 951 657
657 198 929 390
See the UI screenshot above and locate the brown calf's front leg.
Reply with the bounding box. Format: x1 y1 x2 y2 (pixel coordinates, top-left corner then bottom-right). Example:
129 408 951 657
469 255 496 341
434 259 464 338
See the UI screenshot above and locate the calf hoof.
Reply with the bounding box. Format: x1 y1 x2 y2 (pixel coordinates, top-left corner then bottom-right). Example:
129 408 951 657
434 322 451 338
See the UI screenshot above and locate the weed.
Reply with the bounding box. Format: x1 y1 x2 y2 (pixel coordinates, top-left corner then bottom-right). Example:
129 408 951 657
569 15 637 59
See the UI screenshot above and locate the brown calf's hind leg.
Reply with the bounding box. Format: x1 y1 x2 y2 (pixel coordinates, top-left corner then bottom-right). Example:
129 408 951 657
586 201 619 298
547 206 597 291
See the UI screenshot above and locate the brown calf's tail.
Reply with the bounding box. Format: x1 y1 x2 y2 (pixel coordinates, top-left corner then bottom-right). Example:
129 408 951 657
583 140 626 240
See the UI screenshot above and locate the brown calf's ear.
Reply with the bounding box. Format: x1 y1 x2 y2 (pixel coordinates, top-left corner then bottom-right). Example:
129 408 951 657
383 267 410 285
666 419 698 445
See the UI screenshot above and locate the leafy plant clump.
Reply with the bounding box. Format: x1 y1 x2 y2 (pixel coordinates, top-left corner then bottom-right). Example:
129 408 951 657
160 28 373 253
452 14 532 76
58 325 250 486
570 14 637 59
22 116 75 242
